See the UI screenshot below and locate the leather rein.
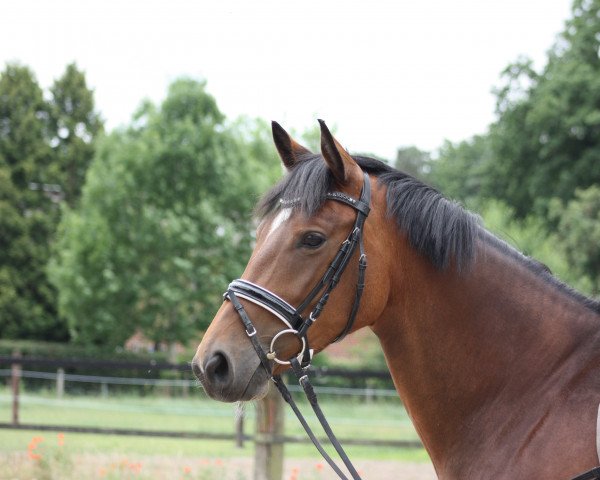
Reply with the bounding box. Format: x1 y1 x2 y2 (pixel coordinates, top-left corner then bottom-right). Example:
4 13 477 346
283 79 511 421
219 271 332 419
223 172 371 480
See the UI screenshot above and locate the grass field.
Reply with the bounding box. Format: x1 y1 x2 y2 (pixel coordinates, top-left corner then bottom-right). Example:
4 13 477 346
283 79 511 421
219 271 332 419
0 387 432 479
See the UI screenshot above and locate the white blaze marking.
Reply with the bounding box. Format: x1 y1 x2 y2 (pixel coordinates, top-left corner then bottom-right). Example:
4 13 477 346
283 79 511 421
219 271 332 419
267 208 292 238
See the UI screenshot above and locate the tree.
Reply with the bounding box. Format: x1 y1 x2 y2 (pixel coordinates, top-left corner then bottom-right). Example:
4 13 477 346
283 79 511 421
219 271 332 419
0 62 102 342
425 0 600 300
0 63 63 340
394 145 431 180
550 185 600 294
489 0 600 217
429 0 600 220
429 135 494 209
49 79 280 349
475 199 592 292
48 63 104 206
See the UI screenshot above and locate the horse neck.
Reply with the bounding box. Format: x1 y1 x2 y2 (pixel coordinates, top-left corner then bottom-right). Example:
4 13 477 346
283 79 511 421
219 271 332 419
372 230 600 470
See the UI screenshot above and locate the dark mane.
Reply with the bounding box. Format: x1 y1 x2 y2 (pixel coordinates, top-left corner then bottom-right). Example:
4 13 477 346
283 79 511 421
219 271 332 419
257 154 481 271
257 154 600 313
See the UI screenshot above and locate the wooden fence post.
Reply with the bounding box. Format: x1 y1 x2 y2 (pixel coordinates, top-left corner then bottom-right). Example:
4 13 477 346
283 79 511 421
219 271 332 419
56 368 65 398
254 383 285 480
235 402 245 448
11 352 21 425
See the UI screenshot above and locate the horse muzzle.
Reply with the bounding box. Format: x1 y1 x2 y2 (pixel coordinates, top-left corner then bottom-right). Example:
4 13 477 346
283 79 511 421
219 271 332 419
192 343 270 402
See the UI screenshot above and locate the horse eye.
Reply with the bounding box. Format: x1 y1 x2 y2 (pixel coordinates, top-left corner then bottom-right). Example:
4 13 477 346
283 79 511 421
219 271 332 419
300 232 326 248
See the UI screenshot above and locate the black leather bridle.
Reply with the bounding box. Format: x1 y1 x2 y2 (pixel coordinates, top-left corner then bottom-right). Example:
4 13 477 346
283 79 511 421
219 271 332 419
223 172 371 480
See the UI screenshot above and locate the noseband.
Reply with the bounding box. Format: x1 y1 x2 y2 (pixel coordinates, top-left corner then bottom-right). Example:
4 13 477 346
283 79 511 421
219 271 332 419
222 172 371 480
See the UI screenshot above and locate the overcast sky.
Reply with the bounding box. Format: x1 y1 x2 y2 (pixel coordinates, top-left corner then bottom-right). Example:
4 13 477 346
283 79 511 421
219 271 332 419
2 0 573 159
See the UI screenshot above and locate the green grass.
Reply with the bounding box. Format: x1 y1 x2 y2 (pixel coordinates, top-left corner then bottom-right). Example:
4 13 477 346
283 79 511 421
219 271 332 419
0 429 248 457
0 388 429 463
2 392 235 434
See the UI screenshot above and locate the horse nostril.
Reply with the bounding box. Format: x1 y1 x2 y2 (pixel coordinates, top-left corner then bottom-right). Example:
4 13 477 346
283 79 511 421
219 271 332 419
191 360 203 380
204 352 230 385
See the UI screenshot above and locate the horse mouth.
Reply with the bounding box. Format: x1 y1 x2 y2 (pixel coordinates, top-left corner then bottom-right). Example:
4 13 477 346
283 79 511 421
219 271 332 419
192 358 269 403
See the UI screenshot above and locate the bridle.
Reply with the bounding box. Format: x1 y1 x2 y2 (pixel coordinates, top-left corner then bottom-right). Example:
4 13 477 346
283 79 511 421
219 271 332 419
223 172 371 480
227 172 370 362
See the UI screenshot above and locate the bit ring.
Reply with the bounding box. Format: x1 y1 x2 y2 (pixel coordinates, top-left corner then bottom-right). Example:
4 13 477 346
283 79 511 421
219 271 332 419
268 329 306 365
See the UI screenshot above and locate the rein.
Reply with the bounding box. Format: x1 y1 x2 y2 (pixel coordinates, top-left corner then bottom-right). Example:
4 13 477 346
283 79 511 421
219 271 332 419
223 172 371 480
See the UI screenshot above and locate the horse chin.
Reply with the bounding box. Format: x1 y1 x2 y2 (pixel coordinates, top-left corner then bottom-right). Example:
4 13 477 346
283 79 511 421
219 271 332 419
239 366 271 401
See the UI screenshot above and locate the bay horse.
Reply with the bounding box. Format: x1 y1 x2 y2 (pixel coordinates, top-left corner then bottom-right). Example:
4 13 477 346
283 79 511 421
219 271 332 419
193 120 600 479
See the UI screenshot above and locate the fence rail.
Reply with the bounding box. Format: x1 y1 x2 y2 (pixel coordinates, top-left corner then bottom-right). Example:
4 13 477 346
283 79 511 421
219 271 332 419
0 355 421 451
0 423 422 449
0 368 399 397
0 354 394 379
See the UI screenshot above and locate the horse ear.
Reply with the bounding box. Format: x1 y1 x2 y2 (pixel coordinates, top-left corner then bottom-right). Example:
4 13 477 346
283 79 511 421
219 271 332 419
271 121 312 170
318 119 358 184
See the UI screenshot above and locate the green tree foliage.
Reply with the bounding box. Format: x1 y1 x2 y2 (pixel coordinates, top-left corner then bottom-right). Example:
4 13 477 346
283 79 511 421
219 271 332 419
48 63 104 206
49 79 280 348
0 63 102 341
429 135 493 209
0 64 61 340
480 198 597 295
431 0 600 217
394 145 431 180
549 185 600 294
489 0 600 217
427 0 600 296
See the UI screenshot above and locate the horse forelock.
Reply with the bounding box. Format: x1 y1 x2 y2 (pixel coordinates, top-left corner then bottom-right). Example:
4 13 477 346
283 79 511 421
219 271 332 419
256 154 332 219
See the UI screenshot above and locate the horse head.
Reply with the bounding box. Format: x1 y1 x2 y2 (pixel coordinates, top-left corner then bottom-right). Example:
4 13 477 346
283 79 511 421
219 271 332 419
192 120 391 402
